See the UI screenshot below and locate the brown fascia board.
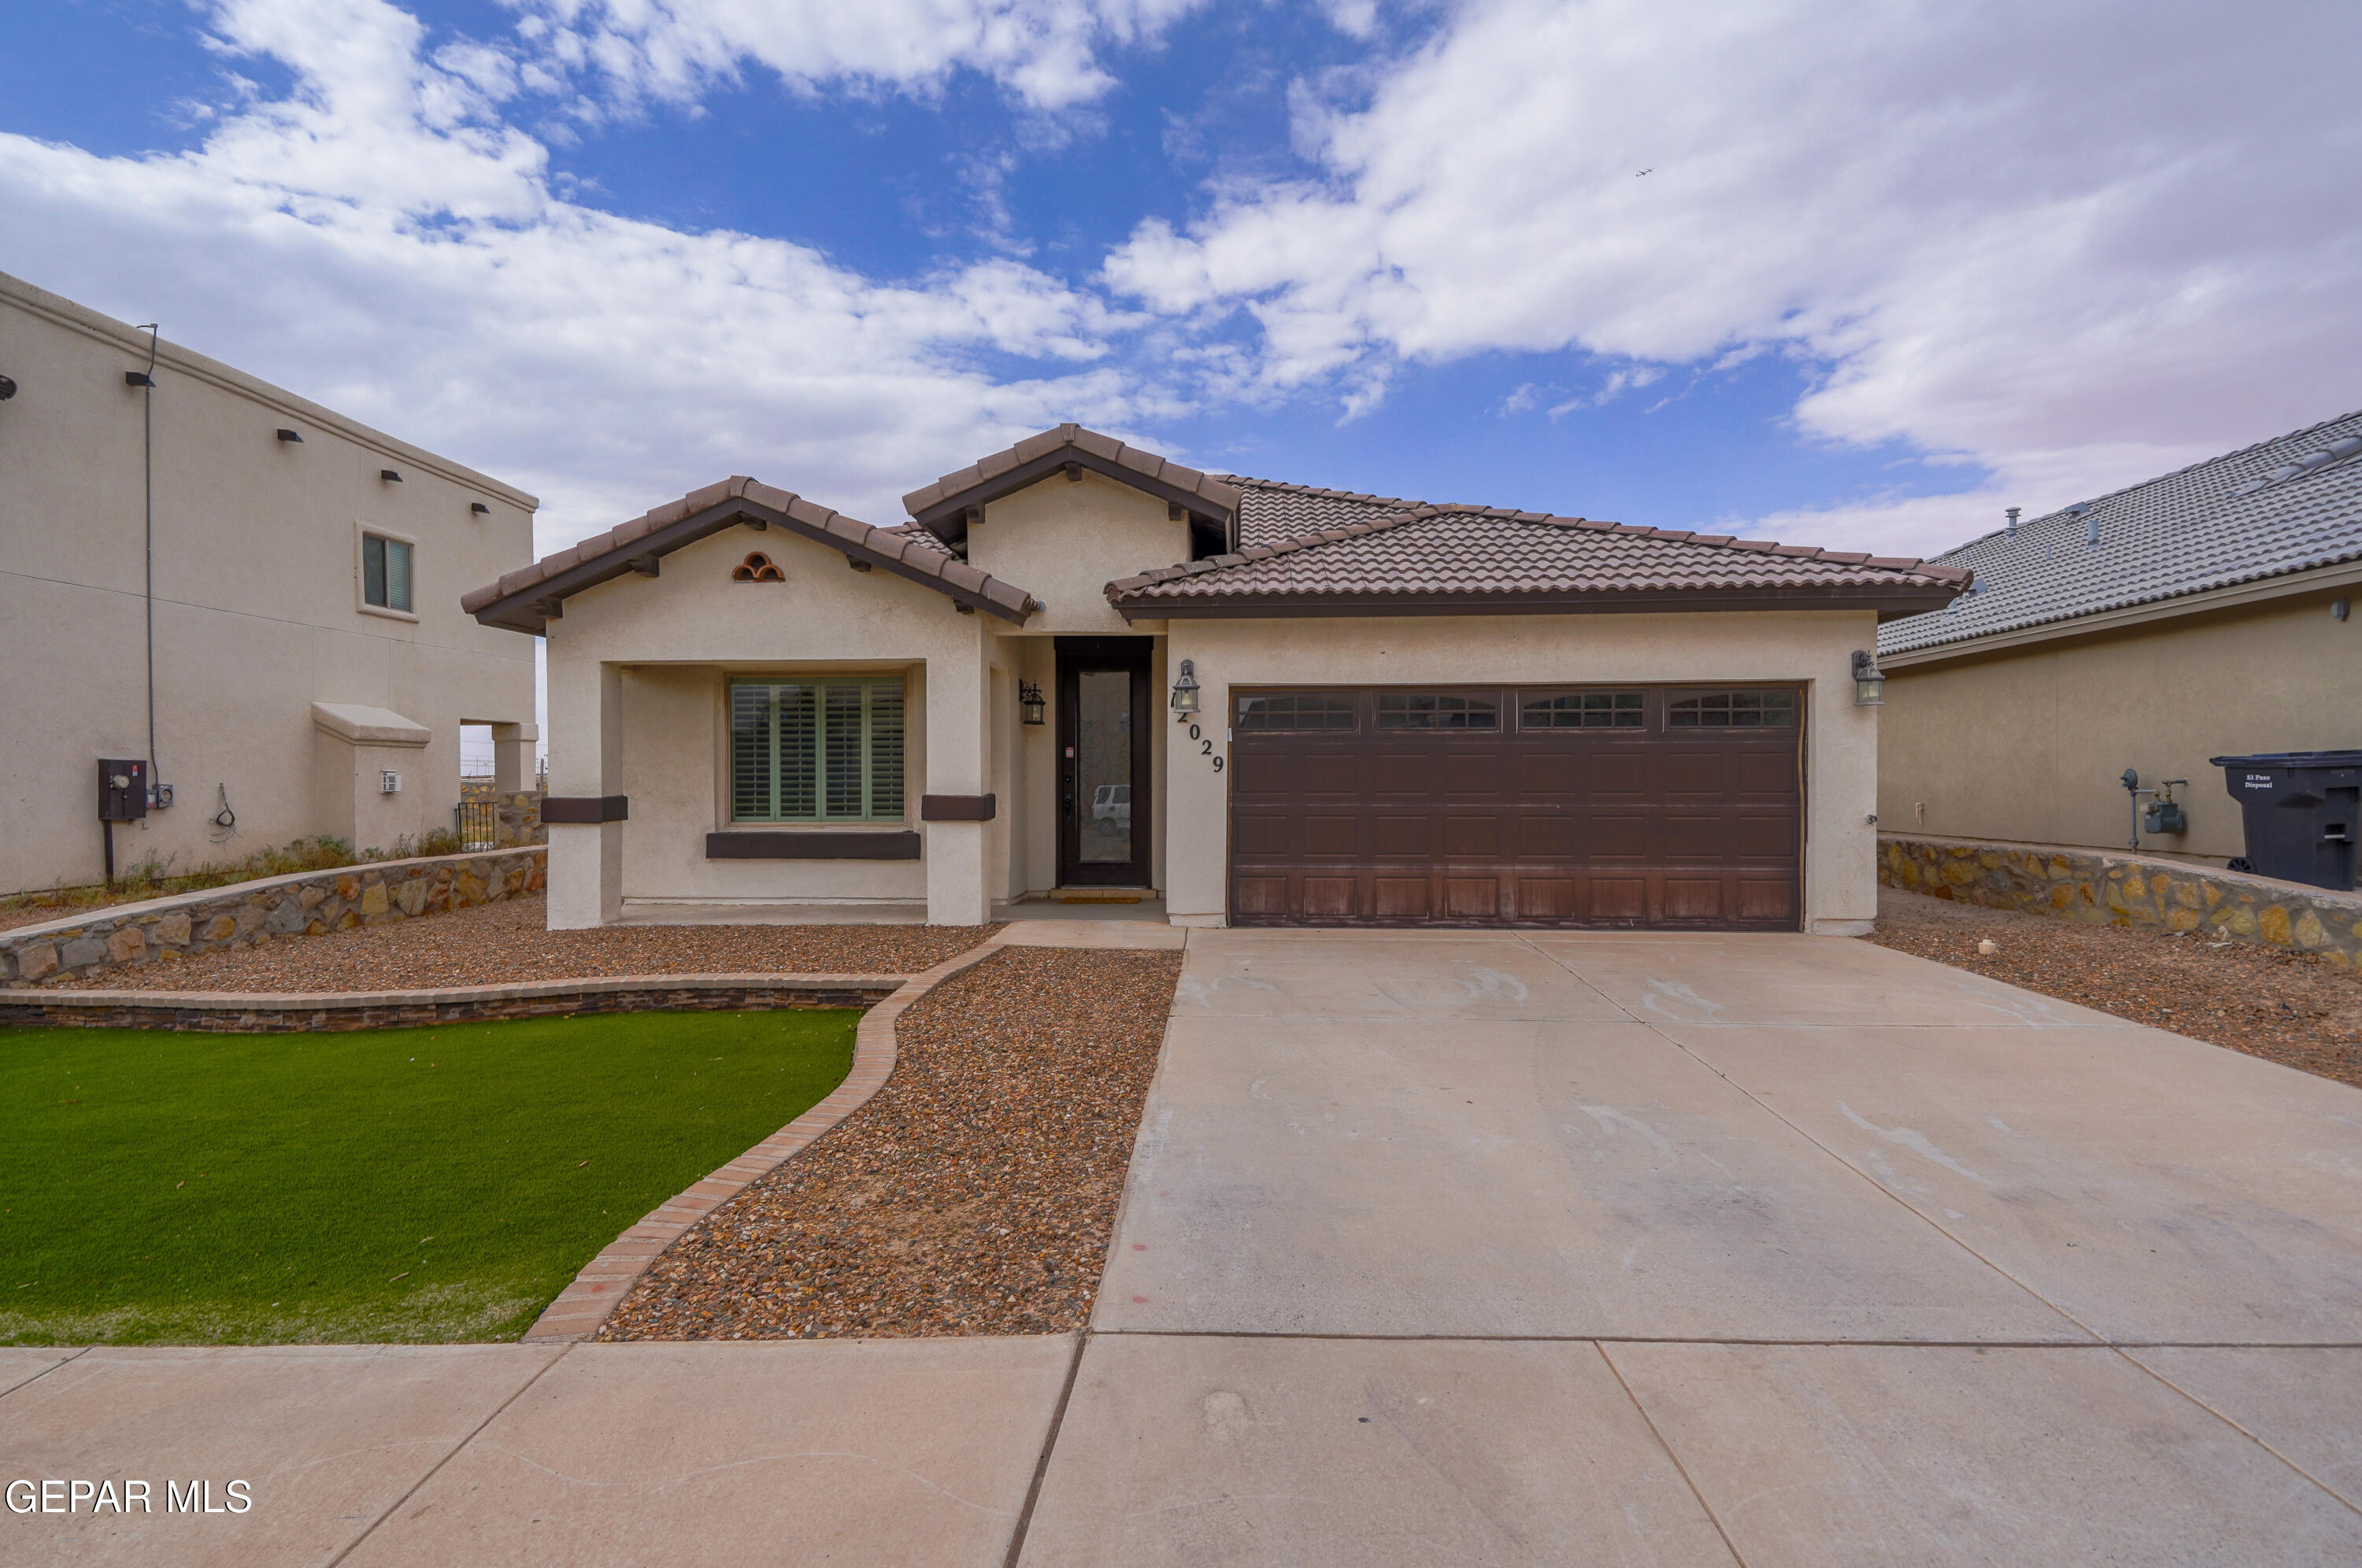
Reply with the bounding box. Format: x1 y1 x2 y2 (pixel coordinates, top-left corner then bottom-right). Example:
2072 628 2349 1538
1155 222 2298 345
463 478 1038 634
1108 583 1966 624
904 425 1242 542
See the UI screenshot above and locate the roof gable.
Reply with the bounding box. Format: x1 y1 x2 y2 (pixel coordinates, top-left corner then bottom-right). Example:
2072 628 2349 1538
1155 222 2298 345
1879 409 2362 659
461 477 1037 634
1107 505 1969 621
902 423 1242 548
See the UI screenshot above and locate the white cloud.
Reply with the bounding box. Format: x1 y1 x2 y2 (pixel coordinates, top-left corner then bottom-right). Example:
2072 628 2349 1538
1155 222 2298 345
506 0 1208 114
0 0 1162 554
1104 0 2362 554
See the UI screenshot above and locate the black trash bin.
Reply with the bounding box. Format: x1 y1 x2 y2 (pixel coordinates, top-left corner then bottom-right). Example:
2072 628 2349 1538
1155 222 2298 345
2208 751 2362 891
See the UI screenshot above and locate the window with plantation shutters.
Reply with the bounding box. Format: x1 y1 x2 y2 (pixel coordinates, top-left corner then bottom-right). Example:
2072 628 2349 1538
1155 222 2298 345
730 679 905 822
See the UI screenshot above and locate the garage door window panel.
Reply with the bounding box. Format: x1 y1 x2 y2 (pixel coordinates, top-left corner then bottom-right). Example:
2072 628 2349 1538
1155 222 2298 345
1668 690 1797 728
1377 692 1498 730
1520 691 1644 729
1238 693 1357 730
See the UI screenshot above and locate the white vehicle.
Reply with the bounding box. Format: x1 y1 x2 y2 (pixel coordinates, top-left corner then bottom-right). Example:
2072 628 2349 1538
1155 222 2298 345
1090 783 1131 823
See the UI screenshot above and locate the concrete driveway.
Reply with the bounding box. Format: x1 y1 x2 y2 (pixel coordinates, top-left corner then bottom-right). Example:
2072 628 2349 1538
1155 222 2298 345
6 931 2360 1565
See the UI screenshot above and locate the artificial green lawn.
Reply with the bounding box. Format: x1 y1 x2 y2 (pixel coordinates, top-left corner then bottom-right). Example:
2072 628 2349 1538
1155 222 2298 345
0 1010 857 1344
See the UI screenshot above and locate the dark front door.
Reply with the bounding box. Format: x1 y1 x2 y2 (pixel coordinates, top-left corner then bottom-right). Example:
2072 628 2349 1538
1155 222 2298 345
1227 684 1803 929
1057 638 1153 888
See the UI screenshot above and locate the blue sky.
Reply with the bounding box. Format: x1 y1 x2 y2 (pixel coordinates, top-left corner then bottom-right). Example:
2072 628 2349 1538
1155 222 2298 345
5 1 2357 560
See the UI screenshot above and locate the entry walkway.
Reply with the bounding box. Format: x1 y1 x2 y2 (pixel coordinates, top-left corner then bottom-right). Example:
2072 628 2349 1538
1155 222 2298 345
6 931 2359 1564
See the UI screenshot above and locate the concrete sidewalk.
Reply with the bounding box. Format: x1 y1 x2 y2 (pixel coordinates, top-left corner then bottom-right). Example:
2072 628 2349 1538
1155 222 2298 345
6 930 2360 1564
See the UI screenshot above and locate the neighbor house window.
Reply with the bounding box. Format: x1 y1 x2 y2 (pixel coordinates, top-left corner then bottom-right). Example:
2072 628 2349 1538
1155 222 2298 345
362 534 413 612
730 679 905 822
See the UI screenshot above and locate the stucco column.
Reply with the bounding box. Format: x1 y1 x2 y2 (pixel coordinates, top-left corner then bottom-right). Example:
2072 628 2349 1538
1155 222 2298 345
490 721 537 794
1163 625 1228 926
1808 640 1883 937
924 638 992 926
546 659 622 930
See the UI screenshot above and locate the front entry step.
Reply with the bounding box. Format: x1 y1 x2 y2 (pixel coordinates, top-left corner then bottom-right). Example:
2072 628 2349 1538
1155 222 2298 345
1048 888 1153 904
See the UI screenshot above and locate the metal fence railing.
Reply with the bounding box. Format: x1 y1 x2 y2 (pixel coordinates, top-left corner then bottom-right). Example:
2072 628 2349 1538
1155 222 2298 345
454 800 498 852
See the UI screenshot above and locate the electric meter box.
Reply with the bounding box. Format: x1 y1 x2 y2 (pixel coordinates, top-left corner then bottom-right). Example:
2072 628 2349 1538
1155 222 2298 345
98 758 149 823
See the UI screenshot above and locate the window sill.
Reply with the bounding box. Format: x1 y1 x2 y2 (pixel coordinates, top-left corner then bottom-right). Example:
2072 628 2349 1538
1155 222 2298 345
707 830 920 860
357 601 420 624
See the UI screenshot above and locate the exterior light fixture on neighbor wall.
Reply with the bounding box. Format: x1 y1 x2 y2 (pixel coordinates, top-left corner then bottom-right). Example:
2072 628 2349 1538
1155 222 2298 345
1170 658 1201 715
1851 650 1886 707
471 501 491 516
1020 680 1046 725
0 373 16 401
276 427 303 442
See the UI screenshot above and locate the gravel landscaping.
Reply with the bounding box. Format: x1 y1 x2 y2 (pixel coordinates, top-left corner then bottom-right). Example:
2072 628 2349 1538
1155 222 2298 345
1869 886 2362 1090
34 894 997 991
598 944 1183 1341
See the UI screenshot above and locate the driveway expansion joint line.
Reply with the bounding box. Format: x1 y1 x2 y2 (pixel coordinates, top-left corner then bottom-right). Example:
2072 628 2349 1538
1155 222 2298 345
2112 1348 2362 1519
0 1345 91 1401
521 945 1008 1344
1594 1341 1750 1567
324 1341 572 1568
1002 1330 1090 1568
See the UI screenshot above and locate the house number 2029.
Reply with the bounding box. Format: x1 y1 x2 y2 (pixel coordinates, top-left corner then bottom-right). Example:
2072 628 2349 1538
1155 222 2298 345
1183 721 1224 773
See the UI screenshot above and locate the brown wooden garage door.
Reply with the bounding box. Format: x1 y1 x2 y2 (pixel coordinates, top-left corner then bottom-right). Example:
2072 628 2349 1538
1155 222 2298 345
1228 686 1802 930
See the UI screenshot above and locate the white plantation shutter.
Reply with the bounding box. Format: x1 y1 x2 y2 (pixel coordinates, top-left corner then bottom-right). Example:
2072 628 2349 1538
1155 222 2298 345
728 679 901 822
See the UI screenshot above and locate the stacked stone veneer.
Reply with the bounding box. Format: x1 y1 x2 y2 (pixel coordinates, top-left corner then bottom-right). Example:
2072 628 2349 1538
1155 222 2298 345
1879 835 2362 965
0 847 546 987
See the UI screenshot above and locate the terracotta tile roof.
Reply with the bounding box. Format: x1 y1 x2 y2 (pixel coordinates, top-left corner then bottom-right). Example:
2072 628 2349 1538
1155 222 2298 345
462 476 1038 634
1107 505 1969 619
902 423 1242 536
1879 409 2362 658
1224 475 1427 549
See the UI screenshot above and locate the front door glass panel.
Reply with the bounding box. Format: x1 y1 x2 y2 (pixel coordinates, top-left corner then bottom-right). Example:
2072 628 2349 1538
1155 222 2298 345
1076 668 1134 864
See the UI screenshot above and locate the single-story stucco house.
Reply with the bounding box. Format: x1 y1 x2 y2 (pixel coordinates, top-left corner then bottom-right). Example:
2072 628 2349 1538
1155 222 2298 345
1878 409 2362 869
463 426 1968 931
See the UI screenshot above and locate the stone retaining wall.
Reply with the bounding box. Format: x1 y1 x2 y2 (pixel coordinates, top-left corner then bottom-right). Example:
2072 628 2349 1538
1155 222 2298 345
0 973 894 1033
1878 834 2362 965
0 847 547 987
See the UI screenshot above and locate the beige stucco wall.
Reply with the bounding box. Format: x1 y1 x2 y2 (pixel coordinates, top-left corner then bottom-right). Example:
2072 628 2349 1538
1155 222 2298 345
0 270 537 893
1879 581 2362 864
966 468 1190 635
1161 611 1883 932
541 521 985 918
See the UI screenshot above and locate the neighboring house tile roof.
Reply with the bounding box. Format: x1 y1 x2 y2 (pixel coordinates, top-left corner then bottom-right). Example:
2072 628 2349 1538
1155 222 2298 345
1879 410 2362 659
461 476 1038 634
902 423 1242 542
1107 505 1969 620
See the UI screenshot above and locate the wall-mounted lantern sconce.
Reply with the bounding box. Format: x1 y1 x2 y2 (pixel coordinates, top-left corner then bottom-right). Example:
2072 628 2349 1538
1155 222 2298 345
1170 658 1201 715
276 427 303 442
380 468 403 483
124 371 154 388
1851 649 1885 707
1019 680 1046 726
470 501 491 516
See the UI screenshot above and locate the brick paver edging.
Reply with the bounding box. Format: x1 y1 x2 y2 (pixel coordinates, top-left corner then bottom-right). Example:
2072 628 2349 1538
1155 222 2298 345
522 940 1009 1344
0 974 904 1033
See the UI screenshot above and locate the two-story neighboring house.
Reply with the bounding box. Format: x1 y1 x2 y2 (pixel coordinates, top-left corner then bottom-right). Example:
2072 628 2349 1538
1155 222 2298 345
0 270 539 894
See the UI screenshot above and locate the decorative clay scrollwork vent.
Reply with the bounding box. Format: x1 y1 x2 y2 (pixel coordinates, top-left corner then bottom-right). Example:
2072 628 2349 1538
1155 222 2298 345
732 552 785 583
